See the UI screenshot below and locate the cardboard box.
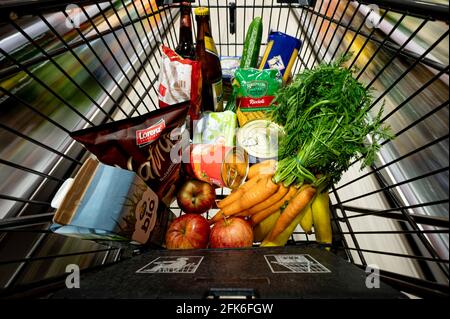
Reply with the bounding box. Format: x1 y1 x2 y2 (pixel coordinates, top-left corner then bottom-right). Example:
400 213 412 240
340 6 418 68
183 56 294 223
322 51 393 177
51 158 174 247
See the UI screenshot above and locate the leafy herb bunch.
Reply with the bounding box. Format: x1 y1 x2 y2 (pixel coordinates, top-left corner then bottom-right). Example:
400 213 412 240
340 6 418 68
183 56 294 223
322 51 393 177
270 54 393 189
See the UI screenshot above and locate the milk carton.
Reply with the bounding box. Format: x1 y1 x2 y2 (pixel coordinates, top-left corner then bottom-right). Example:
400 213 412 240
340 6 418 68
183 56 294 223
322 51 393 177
51 158 174 246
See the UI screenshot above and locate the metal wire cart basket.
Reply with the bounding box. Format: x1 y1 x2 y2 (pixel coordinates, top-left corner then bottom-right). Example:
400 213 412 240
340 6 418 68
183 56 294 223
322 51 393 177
0 0 448 299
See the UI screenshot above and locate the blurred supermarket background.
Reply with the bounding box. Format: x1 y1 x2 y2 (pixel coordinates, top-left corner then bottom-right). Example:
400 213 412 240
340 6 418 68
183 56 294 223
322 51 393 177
0 0 448 297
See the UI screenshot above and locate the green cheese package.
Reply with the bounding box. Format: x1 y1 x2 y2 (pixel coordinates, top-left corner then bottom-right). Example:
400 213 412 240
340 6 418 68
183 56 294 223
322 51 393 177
193 111 237 147
234 68 282 126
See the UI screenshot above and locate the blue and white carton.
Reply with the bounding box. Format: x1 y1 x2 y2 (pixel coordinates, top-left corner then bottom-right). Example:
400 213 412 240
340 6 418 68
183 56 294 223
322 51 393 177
51 158 174 246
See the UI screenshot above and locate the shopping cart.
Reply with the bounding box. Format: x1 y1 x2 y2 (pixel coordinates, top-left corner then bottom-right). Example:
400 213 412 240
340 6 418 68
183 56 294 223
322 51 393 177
266 255 330 273
0 0 448 298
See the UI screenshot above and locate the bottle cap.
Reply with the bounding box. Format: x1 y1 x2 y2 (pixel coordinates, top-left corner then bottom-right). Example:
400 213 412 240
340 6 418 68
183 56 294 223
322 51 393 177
194 7 209 16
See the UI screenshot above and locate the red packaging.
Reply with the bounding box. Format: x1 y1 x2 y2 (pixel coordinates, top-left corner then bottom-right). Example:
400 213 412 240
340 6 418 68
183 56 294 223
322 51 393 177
70 102 190 205
158 45 202 121
189 144 249 189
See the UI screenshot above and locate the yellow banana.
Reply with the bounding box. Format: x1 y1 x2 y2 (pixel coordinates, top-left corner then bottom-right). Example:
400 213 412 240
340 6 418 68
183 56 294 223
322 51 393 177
298 202 313 234
311 191 332 246
253 211 280 242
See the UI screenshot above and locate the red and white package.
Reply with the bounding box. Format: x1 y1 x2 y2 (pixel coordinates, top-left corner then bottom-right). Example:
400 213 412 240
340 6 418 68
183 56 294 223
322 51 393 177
158 45 202 121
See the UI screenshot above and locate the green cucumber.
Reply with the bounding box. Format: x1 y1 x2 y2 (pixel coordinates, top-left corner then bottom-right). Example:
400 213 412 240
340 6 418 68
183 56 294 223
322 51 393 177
224 90 238 111
240 17 263 68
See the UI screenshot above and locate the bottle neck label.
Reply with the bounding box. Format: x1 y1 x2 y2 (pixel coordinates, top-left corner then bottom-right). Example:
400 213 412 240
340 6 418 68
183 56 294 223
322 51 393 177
204 36 219 57
212 79 224 111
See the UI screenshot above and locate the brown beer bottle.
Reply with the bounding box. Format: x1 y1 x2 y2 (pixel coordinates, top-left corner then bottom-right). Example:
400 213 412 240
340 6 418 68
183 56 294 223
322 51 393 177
194 7 224 112
175 2 195 60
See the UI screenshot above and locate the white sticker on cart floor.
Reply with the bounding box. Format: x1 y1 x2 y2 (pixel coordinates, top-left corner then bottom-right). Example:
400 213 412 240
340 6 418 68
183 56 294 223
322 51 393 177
136 256 204 274
264 254 331 273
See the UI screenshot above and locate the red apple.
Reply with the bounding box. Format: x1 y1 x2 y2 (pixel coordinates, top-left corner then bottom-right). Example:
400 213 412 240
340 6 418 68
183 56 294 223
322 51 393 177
165 214 210 249
177 179 216 214
209 217 253 249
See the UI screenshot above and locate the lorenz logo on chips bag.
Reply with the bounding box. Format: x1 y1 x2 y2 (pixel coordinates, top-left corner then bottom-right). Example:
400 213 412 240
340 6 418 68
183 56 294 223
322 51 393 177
136 119 166 147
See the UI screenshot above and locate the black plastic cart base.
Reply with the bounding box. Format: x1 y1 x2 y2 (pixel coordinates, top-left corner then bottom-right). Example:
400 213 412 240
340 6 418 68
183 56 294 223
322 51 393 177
0 0 448 299
51 245 404 299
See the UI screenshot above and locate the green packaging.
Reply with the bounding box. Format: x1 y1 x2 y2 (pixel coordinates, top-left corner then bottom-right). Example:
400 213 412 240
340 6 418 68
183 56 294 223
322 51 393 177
193 111 237 147
234 68 282 126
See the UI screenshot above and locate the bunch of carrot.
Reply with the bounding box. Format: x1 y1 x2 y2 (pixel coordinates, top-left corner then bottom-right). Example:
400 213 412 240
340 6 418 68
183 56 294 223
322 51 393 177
210 160 317 244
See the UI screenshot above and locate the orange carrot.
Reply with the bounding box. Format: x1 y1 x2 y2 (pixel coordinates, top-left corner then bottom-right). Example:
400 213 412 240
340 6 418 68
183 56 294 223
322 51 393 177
209 176 278 223
235 210 251 217
247 184 288 214
265 186 316 241
209 210 225 224
217 176 261 208
247 160 277 180
250 185 298 226
222 176 278 215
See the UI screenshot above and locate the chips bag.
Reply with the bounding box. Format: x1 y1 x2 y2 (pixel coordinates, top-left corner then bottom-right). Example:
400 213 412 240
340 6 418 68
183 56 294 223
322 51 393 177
70 102 190 205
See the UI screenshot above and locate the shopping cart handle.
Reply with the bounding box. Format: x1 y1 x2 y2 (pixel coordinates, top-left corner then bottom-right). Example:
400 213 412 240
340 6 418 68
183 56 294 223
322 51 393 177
206 288 257 299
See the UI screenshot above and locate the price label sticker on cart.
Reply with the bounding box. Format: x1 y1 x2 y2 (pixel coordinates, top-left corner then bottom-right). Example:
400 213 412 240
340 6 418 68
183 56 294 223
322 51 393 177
136 256 204 274
264 254 331 273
